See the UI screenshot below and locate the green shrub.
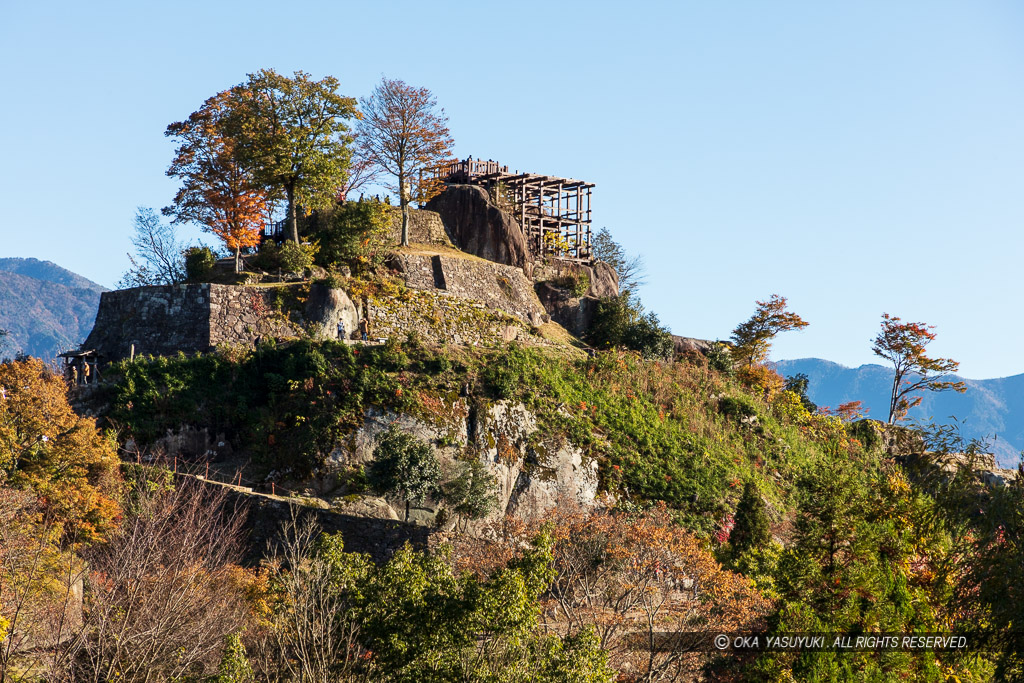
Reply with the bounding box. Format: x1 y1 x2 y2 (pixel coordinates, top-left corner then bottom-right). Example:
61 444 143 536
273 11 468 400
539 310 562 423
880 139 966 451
706 341 733 375
278 241 316 273
318 270 347 289
302 200 390 273
719 395 758 420
367 425 441 521
441 458 498 527
250 241 317 274
184 246 217 282
586 292 673 360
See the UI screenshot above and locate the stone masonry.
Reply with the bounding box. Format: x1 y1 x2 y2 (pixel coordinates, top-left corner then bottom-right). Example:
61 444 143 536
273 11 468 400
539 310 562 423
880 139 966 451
388 253 548 326
84 283 356 361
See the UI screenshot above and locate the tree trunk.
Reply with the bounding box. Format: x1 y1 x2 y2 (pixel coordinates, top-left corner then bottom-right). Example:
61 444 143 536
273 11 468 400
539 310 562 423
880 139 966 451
234 246 241 274
401 199 410 247
405 500 410 523
286 184 299 244
887 372 900 424
399 169 410 247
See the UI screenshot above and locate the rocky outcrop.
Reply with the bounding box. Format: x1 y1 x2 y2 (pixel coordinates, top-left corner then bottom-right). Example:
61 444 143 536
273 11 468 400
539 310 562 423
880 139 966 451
672 336 714 357
304 284 359 340
534 284 599 339
530 260 619 338
425 185 530 269
319 400 600 529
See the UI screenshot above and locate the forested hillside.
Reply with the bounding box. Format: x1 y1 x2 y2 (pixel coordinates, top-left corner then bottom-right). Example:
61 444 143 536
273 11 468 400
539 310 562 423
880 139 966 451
0 258 106 360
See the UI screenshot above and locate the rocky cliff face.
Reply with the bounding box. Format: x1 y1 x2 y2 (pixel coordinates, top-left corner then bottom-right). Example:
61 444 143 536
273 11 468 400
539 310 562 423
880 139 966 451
425 185 530 269
310 399 600 529
531 261 619 337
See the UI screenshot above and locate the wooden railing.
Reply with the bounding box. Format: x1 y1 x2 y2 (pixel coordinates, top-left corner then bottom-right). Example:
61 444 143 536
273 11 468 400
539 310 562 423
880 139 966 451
436 157 509 183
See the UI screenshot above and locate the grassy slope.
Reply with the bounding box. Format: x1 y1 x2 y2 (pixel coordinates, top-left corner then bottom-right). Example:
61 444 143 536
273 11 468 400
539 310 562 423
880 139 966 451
101 337 863 540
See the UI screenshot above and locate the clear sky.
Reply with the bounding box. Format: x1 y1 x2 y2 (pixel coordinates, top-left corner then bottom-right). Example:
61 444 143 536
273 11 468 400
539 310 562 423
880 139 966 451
3 1 1022 378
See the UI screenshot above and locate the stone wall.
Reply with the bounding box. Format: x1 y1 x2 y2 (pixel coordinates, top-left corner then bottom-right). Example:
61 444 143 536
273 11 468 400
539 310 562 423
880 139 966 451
84 284 218 361
207 285 302 349
85 283 359 362
389 253 547 325
367 287 534 347
385 207 452 246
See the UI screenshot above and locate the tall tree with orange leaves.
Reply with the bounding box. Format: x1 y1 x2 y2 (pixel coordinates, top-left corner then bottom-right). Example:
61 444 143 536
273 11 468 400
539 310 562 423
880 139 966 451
872 313 966 423
358 77 454 247
730 294 809 368
164 91 268 273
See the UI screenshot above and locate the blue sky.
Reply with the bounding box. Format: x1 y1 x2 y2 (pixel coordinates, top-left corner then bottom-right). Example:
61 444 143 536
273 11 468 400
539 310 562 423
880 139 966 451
2 1 1022 378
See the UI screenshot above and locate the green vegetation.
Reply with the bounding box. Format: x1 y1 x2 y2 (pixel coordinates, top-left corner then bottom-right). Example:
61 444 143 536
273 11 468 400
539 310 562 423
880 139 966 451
584 292 674 360
367 426 441 521
185 245 217 281
301 198 391 274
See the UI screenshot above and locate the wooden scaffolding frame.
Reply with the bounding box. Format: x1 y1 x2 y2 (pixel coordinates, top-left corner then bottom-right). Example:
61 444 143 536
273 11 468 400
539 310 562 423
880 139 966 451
433 157 594 262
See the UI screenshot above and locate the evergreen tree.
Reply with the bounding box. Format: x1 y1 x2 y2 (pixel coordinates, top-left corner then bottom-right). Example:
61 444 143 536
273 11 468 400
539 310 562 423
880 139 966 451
367 425 441 522
729 481 771 557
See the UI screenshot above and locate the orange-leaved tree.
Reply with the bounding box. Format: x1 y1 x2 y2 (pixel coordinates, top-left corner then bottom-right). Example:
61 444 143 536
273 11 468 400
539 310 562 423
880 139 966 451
358 77 454 247
165 90 269 273
0 357 120 542
872 313 966 424
730 294 808 368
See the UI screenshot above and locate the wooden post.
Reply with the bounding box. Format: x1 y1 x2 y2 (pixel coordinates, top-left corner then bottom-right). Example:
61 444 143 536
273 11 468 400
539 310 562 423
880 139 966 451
271 482 275 496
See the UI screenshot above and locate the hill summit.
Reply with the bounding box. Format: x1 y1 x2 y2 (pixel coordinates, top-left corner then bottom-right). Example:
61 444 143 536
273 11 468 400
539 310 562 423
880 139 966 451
0 257 106 360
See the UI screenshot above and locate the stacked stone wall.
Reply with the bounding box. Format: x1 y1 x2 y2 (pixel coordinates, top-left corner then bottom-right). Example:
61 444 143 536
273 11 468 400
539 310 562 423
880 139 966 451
85 284 305 361
207 285 301 348
385 207 452 246
84 284 213 361
390 254 547 326
367 288 533 347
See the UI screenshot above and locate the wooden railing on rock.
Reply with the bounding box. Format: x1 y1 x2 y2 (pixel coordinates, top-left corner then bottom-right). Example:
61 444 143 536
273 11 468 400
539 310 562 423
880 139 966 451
431 157 594 263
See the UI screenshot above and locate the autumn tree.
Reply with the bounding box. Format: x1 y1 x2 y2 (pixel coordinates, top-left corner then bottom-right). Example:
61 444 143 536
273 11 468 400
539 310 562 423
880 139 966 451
358 77 454 247
72 472 250 682
164 90 268 273
730 294 808 368
871 313 966 424
227 69 357 244
0 357 120 542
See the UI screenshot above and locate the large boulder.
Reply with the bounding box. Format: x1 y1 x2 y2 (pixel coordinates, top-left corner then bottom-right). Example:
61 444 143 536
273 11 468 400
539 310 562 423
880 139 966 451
534 282 599 338
671 335 714 357
425 185 530 269
305 282 359 340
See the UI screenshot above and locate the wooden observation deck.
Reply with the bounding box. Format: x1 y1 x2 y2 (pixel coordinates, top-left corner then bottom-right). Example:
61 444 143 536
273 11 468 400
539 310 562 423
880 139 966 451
432 157 594 262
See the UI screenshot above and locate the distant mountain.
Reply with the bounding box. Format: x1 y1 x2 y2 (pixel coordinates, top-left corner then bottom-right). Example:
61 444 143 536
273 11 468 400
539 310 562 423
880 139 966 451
0 258 107 362
774 358 1024 467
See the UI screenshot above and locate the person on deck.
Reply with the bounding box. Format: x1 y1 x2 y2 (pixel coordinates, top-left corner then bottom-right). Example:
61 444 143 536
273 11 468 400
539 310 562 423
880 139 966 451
359 316 370 342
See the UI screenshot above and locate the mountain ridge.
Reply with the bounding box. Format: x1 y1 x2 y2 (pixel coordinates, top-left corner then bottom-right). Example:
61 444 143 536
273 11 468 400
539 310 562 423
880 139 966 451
0 258 106 361
774 357 1024 467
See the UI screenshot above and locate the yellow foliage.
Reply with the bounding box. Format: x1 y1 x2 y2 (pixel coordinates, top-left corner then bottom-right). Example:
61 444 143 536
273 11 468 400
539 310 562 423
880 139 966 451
0 357 121 542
